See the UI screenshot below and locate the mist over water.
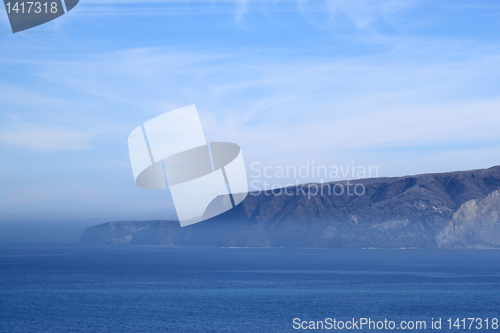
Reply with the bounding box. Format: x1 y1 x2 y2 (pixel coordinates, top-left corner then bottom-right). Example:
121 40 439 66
0 220 106 246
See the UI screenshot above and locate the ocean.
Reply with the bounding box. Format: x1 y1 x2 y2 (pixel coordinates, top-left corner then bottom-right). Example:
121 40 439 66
0 246 499 332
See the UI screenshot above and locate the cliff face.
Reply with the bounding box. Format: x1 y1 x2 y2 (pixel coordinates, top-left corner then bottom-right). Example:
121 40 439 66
437 190 500 248
80 166 500 248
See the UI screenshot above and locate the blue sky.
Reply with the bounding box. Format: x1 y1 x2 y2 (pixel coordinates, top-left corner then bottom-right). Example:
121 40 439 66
1 0 500 221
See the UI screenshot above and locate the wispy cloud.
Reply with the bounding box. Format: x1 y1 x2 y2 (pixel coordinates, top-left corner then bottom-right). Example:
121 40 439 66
0 82 65 109
321 0 418 29
0 122 99 151
62 0 419 31
25 41 500 160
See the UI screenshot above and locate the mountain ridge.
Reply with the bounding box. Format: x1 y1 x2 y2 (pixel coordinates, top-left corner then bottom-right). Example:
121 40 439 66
80 165 500 248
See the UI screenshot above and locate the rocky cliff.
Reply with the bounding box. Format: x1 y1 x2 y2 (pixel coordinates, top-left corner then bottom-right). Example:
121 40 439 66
437 190 500 248
80 166 500 248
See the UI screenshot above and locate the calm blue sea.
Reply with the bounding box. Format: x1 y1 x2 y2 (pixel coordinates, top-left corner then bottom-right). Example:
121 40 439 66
0 247 499 332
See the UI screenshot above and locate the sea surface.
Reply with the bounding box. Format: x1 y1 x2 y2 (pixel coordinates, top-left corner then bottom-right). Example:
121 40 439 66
1 246 499 332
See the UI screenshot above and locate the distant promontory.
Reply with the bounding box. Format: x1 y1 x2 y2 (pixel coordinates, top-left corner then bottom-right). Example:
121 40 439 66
80 166 500 248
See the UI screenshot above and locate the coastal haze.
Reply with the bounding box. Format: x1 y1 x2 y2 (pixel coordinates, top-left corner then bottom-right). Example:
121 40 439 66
80 166 500 249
